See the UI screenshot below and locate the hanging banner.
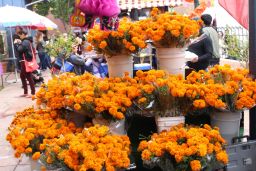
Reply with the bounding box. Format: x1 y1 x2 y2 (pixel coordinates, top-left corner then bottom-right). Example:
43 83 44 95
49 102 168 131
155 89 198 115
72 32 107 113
218 0 248 29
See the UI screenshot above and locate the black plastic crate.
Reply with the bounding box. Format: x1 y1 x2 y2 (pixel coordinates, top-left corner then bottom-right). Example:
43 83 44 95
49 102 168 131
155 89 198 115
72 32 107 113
226 136 256 171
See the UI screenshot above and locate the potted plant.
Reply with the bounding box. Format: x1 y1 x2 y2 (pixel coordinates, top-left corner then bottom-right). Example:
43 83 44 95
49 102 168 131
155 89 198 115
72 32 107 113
186 65 256 144
138 124 229 171
87 18 147 77
144 8 200 75
133 70 193 133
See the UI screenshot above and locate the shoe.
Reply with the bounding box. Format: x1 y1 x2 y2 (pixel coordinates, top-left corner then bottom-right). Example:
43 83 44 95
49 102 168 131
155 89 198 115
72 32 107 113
20 94 28 97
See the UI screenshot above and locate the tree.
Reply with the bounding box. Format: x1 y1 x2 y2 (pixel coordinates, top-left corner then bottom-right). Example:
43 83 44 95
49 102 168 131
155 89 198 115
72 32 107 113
32 0 75 31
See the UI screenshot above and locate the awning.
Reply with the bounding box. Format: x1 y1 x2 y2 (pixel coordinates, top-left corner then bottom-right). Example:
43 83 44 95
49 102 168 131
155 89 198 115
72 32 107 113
119 0 184 10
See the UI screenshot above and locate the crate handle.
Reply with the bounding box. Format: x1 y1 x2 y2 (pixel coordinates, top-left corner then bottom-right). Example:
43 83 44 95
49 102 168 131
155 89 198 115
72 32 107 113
232 135 250 144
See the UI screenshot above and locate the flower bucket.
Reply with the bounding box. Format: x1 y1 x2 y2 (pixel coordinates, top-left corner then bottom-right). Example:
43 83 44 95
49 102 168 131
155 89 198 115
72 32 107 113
211 111 242 144
155 116 185 133
157 48 185 75
106 54 133 77
30 158 42 171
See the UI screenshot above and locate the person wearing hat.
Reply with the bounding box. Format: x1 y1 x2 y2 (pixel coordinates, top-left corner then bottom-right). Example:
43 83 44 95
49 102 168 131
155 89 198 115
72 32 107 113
201 14 220 66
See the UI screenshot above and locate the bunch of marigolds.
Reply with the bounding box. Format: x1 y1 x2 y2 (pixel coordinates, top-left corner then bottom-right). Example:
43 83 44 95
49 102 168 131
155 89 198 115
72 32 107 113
186 65 256 112
146 7 200 48
138 124 229 171
86 17 147 57
40 125 130 171
6 108 131 171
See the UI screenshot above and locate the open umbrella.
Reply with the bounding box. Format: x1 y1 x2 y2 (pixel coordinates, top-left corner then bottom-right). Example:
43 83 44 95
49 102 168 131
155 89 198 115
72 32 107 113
0 5 57 81
30 15 58 30
0 5 57 29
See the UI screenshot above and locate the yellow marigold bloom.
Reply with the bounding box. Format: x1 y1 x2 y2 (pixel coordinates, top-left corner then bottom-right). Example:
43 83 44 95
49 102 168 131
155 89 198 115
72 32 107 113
193 99 206 109
41 166 47 171
32 152 41 160
138 97 147 104
129 45 136 51
74 103 81 111
85 45 93 51
25 147 32 154
141 149 151 160
99 41 107 49
216 151 229 165
190 160 201 171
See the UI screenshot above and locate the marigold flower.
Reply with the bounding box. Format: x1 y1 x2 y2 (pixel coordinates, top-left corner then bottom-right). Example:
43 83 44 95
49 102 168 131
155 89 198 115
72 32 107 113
190 160 201 171
32 152 41 160
99 41 107 49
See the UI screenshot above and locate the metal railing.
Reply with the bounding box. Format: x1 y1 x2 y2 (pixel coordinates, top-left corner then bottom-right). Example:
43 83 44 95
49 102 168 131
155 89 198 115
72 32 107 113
217 26 249 59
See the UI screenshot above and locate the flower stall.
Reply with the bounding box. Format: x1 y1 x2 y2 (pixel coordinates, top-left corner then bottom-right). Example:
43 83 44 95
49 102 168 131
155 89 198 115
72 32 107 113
9 67 254 170
5 4 256 170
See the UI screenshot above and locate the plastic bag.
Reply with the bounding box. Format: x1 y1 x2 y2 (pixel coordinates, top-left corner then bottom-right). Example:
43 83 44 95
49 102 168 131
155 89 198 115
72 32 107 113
92 116 126 135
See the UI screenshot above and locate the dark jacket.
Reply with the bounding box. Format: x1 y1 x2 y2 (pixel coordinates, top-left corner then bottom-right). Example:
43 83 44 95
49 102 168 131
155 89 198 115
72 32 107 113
68 53 85 75
36 41 45 53
187 34 213 71
17 38 34 62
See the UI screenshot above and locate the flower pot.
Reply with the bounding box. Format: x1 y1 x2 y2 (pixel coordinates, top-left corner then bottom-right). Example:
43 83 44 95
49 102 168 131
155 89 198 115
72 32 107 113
30 157 42 171
106 54 133 77
157 48 185 75
211 111 242 144
155 116 185 133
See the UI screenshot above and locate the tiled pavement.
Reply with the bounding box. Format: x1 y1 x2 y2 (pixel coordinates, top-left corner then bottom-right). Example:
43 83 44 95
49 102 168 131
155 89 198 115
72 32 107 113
0 71 250 171
0 71 50 171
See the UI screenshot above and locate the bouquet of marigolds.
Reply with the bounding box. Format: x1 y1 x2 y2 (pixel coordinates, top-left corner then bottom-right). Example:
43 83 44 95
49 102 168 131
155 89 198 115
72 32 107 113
186 65 256 112
39 125 131 171
6 108 82 159
133 70 193 117
138 124 228 171
145 8 200 48
36 72 141 120
87 17 147 57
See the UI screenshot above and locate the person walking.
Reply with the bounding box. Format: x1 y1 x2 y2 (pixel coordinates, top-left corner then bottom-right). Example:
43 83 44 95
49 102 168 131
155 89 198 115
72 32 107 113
36 31 51 70
201 14 220 66
15 31 36 97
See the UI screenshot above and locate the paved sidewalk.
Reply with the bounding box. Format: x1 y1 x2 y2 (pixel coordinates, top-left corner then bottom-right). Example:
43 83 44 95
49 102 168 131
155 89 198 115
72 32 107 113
0 71 51 171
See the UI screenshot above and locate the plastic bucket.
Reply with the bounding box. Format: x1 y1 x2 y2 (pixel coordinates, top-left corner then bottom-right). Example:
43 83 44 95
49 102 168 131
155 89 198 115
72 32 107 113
106 54 133 77
155 116 185 133
211 111 242 144
157 48 185 76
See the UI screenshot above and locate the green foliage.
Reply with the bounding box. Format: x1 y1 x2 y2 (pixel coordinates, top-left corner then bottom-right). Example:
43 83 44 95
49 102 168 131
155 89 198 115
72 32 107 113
224 26 249 67
45 33 74 58
224 27 249 62
32 0 75 25
224 27 241 59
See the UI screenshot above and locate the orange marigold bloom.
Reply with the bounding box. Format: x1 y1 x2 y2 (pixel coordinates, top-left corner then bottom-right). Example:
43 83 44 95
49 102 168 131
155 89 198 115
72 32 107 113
190 160 201 171
216 151 229 165
74 103 81 111
99 41 107 49
32 152 41 160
